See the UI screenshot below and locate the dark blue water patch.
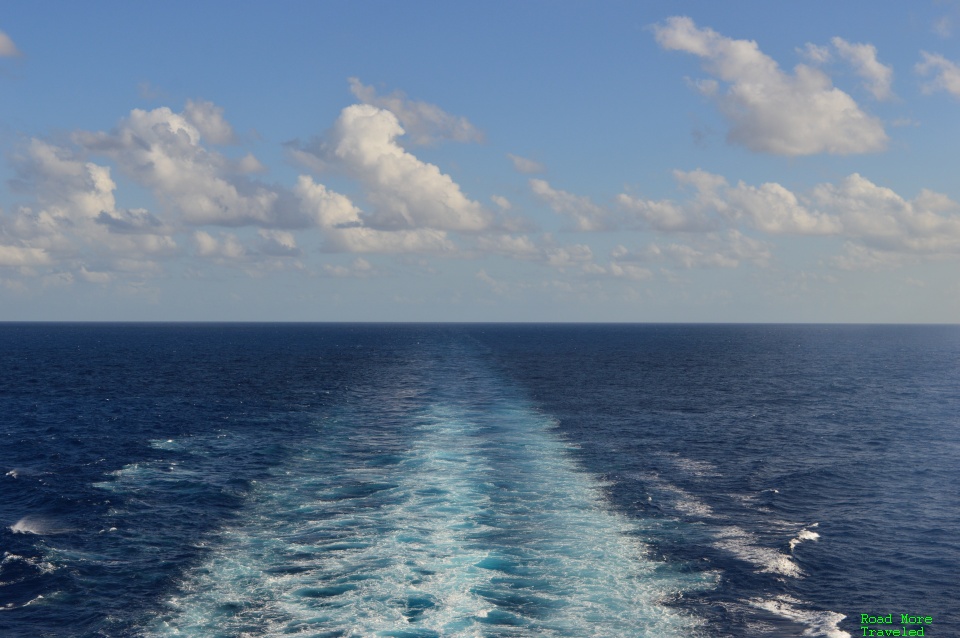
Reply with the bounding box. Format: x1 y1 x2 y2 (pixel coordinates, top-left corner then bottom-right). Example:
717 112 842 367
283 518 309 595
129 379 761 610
296 584 359 598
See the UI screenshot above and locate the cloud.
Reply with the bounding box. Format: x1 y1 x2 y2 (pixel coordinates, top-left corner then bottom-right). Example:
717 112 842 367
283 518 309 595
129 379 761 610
916 51 960 98
96 209 166 234
545 166 960 262
797 43 831 64
812 174 960 254
296 163 468 256
476 269 512 295
829 242 909 271
137 81 165 100
653 16 887 155
721 176 842 235
9 139 118 222
235 153 266 174
55 101 488 260
617 171 718 232
321 103 492 231
191 229 306 273
471 233 607 278
622 169 840 235
323 227 456 254
293 175 363 229
933 16 953 39
529 178 610 230
613 230 771 270
183 99 236 144
0 30 20 57
490 195 512 211
78 266 112 284
257 229 301 257
322 257 374 278
73 105 291 227
348 77 483 145
475 233 541 259
617 195 702 231
5 138 178 275
0 245 50 267
831 37 894 100
507 153 544 174
194 230 248 260
544 243 594 269
606 261 654 282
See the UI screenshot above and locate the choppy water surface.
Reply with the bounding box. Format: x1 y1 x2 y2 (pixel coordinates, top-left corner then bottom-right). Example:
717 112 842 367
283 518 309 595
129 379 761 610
1 324 958 637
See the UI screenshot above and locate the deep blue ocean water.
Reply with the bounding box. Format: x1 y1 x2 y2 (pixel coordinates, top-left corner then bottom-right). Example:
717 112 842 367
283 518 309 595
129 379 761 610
0 323 957 638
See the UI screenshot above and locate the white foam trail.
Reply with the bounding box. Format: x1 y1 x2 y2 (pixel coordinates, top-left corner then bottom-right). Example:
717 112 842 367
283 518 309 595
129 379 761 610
748 594 851 638
145 365 710 637
658 482 715 518
660 453 721 478
713 526 802 578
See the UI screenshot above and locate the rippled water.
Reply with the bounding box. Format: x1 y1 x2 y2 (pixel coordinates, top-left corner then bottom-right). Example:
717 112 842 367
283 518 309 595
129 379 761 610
1 324 958 637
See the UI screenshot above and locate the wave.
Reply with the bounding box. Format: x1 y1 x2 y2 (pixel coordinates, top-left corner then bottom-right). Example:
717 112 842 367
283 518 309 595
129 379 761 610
712 526 803 578
789 523 820 552
748 594 851 638
9 516 74 536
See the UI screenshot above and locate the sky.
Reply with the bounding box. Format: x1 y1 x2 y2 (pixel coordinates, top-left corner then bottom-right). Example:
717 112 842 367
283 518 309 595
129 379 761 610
2 1 960 322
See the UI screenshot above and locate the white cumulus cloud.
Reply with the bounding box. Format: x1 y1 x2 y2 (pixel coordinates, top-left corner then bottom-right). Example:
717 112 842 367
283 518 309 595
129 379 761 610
74 105 286 227
348 78 483 145
813 174 960 254
653 16 887 155
5 138 178 279
622 169 840 235
183 99 236 144
194 230 248 260
325 104 492 231
294 175 363 229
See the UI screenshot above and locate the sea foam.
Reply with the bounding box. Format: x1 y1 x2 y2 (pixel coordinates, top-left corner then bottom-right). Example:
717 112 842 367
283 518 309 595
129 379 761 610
145 354 710 637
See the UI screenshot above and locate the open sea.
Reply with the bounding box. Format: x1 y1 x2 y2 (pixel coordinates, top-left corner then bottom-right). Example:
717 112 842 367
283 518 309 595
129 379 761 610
1 323 957 638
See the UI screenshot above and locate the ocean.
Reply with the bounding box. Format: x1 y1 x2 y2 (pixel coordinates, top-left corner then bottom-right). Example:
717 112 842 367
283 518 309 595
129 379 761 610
1 323 957 637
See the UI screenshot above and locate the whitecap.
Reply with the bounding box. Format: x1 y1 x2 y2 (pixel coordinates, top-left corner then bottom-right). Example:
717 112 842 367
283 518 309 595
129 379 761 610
789 524 821 552
713 526 803 578
10 516 73 535
748 594 851 638
0 594 49 611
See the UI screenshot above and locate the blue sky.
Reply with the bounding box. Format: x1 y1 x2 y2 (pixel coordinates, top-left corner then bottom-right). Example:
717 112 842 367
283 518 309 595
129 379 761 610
2 1 959 322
